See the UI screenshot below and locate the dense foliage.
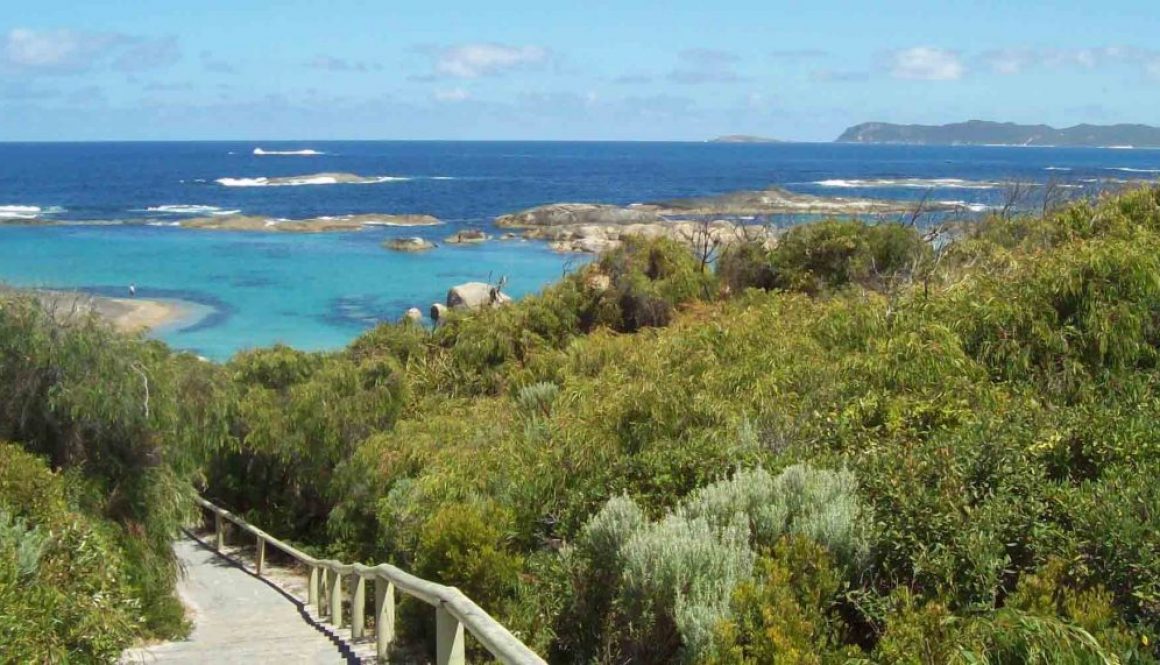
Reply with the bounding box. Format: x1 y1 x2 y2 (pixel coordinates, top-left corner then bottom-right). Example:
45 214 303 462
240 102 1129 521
0 298 232 660
5 187 1160 662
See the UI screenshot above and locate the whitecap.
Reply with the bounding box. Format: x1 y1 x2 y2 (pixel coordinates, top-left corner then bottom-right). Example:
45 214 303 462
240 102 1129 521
146 204 228 215
0 204 65 219
939 200 993 213
813 178 1001 190
253 148 325 156
215 174 408 187
1106 167 1160 173
1044 166 1072 171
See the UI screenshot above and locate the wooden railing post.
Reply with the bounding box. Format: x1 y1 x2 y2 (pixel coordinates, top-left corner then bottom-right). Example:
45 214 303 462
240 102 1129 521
214 512 224 551
375 579 395 660
256 538 266 576
329 569 344 628
351 575 366 639
308 565 319 609
436 605 465 665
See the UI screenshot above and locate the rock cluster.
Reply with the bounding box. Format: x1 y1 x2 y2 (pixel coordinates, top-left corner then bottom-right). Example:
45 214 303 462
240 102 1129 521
383 237 437 252
427 282 512 323
181 213 441 233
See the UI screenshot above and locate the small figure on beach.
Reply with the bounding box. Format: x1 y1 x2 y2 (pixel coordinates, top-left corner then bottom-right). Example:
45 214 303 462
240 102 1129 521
129 284 136 297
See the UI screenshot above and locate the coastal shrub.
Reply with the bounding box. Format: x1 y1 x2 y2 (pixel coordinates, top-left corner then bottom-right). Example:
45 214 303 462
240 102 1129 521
211 351 407 539
770 220 870 293
616 511 755 663
559 465 871 662
592 236 716 331
717 221 929 296
402 501 524 658
717 240 779 293
0 442 141 662
708 537 855 664
0 295 233 637
679 465 870 570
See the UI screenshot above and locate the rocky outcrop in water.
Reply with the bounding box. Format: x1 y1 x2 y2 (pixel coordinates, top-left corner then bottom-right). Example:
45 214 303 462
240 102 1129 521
444 229 491 244
493 186 955 254
181 213 441 233
447 282 512 310
384 237 437 252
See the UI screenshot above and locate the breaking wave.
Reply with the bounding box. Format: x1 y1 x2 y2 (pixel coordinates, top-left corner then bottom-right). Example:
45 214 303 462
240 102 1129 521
813 178 1001 190
939 200 993 213
215 174 408 187
0 204 65 219
1106 167 1160 173
145 205 237 215
252 148 325 156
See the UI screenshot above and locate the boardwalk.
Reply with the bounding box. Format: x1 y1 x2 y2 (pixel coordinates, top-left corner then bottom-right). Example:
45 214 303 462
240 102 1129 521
122 536 356 665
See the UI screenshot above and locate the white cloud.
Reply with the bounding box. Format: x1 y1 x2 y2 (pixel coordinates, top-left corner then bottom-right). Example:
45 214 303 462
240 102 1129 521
1 28 180 75
888 47 965 81
427 43 548 79
432 88 471 102
1 28 122 74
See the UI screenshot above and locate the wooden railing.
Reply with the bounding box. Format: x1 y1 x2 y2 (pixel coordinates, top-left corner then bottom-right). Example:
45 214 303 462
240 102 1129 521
195 497 546 665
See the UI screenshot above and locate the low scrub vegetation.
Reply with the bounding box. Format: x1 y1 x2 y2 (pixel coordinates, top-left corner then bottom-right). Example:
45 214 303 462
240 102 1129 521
5 186 1160 662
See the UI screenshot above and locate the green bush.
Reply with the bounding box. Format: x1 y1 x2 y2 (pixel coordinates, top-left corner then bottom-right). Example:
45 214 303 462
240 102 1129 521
0 443 141 662
560 465 870 662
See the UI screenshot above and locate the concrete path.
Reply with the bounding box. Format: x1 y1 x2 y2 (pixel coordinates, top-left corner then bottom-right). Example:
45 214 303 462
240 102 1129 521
121 536 357 665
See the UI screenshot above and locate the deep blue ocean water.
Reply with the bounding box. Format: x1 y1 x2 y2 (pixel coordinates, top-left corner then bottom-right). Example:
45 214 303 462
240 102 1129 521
1 141 1158 359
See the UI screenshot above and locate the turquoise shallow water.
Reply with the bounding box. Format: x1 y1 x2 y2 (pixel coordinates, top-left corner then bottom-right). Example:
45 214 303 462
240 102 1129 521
3 140 1157 360
0 224 574 360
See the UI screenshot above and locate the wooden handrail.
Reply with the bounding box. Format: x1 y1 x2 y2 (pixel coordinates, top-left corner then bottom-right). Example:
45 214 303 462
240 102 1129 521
194 496 546 665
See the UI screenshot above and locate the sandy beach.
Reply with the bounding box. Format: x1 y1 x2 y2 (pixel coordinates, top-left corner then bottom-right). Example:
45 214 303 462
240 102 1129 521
2 287 200 334
96 296 194 333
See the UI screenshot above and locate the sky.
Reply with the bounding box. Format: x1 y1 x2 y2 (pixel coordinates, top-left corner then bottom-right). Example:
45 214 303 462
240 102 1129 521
1 0 1159 141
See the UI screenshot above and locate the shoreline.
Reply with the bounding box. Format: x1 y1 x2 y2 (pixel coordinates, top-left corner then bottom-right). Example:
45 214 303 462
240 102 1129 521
8 288 207 334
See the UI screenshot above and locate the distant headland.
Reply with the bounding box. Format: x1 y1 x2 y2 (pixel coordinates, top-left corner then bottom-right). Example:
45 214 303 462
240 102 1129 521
835 120 1160 148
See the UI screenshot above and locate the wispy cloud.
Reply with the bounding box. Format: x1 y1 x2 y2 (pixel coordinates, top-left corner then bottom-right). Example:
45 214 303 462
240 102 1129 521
306 55 382 72
2 28 117 74
769 49 829 59
811 69 870 83
0 28 179 75
432 88 471 102
200 50 236 74
886 47 965 80
668 48 744 84
417 43 549 79
612 73 653 85
980 46 1160 78
113 36 181 72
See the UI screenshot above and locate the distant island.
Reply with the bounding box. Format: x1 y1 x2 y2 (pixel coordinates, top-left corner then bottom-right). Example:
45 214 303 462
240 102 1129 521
708 135 782 144
835 120 1160 148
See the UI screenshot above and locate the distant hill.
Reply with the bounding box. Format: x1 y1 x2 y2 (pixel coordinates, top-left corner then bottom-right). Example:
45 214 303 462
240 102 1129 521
709 135 782 144
835 120 1160 148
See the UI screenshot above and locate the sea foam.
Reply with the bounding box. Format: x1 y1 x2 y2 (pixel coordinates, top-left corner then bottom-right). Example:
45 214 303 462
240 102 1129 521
0 205 65 219
1107 167 1160 173
253 148 325 156
813 177 1001 190
215 175 407 187
146 204 231 215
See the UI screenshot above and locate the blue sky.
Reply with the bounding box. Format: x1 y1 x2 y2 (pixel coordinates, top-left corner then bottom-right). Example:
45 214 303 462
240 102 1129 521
1 0 1158 141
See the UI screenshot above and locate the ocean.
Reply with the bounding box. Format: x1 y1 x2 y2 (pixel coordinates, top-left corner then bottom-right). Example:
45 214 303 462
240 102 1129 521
1 140 1158 360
